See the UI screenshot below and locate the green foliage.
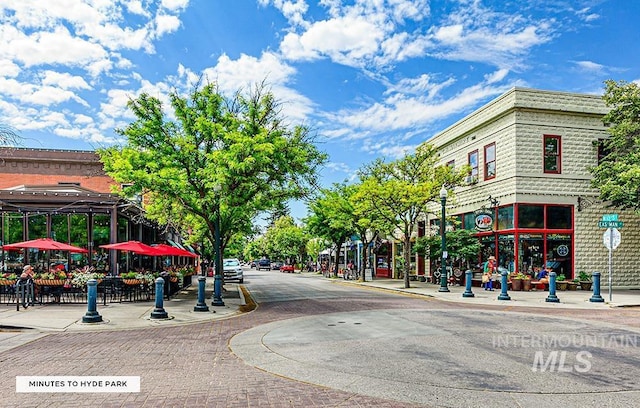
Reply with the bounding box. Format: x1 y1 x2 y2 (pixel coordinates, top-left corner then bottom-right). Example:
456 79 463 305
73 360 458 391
306 237 330 262
262 216 308 262
304 183 356 276
413 229 481 264
98 81 326 260
578 271 592 281
591 80 640 211
354 144 469 287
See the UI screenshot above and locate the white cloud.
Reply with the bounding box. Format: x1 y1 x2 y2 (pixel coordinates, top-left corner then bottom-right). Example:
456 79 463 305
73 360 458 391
285 16 383 65
161 0 190 11
574 60 605 73
41 71 91 90
155 13 182 37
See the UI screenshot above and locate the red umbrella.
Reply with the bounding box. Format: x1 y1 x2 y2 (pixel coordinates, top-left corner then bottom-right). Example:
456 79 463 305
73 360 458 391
151 243 198 258
2 238 88 253
99 240 163 256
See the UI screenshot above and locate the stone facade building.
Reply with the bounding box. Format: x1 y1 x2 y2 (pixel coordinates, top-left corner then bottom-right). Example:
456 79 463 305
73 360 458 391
425 87 640 288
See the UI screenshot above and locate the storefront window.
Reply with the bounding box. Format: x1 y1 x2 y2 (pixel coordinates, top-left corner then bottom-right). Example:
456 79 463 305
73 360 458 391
498 234 515 272
27 213 47 239
546 234 572 279
69 214 88 268
93 215 110 271
497 205 514 230
546 206 571 229
2 213 23 245
518 233 543 274
518 205 544 228
480 235 495 267
463 212 475 230
2 213 24 273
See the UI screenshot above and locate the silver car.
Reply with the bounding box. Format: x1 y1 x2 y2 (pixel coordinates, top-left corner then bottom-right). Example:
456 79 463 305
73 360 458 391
223 258 243 283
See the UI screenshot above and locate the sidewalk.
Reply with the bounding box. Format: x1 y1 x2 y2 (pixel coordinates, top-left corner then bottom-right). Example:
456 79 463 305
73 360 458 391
0 277 244 351
341 276 640 309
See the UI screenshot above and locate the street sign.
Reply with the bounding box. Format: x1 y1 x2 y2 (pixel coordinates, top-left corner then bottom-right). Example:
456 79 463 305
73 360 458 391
602 214 618 222
598 220 624 228
603 228 621 250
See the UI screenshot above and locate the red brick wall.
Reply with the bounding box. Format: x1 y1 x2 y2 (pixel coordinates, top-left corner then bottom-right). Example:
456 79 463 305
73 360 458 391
0 148 118 193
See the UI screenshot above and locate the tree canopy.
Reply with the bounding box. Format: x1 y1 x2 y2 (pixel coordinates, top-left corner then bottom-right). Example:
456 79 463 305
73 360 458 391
98 82 326 261
591 79 640 211
304 183 356 277
354 143 468 288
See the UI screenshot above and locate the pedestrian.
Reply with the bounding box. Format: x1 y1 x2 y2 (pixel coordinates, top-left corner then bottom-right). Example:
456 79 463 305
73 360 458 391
484 256 496 291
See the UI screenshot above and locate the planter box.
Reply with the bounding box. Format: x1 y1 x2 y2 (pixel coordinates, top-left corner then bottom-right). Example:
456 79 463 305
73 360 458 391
579 281 592 291
556 281 569 291
511 279 523 291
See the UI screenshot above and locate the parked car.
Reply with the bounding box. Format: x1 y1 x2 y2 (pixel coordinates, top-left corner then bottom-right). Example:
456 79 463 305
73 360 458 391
271 261 283 270
257 258 271 271
250 260 258 268
223 258 243 283
280 263 295 273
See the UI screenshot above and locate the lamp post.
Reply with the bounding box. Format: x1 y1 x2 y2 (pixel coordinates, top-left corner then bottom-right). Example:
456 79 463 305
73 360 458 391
212 185 224 306
438 185 450 293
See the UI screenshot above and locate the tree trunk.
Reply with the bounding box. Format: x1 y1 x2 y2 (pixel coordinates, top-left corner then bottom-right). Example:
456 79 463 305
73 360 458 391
404 237 411 289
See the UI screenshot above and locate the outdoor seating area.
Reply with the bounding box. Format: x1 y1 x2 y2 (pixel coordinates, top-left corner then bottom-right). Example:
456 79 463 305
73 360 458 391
0 236 199 307
0 271 195 306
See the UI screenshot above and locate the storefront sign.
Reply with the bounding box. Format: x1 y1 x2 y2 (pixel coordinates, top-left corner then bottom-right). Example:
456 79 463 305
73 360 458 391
474 210 494 231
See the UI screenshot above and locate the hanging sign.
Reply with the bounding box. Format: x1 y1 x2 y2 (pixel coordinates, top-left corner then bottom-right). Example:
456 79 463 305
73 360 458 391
474 209 494 231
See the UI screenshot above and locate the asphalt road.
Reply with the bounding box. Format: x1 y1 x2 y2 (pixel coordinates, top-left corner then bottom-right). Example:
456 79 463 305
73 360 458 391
2 268 640 407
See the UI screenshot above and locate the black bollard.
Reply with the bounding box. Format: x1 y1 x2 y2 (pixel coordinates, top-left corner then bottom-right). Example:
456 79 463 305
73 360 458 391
82 279 103 323
462 270 475 298
497 269 511 300
193 277 210 312
545 272 560 303
150 277 169 319
589 271 605 302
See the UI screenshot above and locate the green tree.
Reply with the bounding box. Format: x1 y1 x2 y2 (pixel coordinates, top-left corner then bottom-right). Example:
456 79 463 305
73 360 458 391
98 82 326 273
305 237 329 269
263 216 308 266
305 184 356 277
355 144 468 288
591 80 640 211
413 229 481 269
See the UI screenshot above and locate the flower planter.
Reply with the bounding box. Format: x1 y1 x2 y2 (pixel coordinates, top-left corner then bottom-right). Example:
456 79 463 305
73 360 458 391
0 279 17 286
556 281 569 291
35 279 65 286
123 279 142 285
579 281 592 291
567 282 578 291
511 279 523 291
522 279 532 291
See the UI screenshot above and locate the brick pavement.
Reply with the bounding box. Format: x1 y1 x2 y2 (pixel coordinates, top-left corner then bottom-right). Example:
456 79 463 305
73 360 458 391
1 294 428 408
2 283 640 407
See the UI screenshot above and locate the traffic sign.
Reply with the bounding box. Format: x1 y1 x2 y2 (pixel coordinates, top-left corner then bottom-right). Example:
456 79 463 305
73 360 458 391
598 220 624 228
603 228 621 250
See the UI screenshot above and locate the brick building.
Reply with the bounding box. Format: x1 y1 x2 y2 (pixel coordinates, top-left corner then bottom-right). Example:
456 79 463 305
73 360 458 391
0 147 164 273
424 87 640 288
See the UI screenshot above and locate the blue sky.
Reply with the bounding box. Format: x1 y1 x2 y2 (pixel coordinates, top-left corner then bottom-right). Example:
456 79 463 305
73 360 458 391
1 0 639 220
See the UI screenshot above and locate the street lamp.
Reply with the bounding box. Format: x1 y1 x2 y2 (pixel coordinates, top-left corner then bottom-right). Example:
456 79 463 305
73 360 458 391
438 184 450 293
212 184 224 306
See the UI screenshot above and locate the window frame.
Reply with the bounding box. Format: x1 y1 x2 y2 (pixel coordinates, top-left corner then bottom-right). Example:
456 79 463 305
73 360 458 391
543 134 562 174
484 143 496 180
468 149 479 181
